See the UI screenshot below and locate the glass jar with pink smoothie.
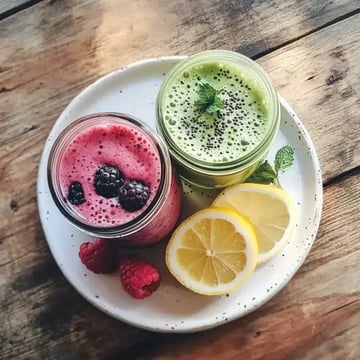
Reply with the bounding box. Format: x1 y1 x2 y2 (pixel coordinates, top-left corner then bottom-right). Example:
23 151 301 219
47 113 183 247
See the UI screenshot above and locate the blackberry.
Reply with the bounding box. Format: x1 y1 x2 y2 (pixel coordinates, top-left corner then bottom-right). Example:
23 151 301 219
68 181 85 205
118 180 150 212
94 164 124 198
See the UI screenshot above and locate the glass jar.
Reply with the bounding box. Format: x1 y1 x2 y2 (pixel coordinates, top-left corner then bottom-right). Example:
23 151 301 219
156 50 280 189
47 112 183 247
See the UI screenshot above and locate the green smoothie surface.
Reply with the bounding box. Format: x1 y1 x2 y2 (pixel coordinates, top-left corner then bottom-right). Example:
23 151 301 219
161 60 271 164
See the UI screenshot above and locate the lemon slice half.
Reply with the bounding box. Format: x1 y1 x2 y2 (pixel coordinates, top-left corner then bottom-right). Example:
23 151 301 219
166 208 258 296
213 183 297 264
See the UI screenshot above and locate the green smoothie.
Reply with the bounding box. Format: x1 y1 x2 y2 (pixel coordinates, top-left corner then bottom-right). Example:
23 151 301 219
157 50 280 189
161 61 271 164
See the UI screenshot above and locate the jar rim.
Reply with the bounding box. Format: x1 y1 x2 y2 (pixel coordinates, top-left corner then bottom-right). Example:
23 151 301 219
156 50 280 173
47 112 172 238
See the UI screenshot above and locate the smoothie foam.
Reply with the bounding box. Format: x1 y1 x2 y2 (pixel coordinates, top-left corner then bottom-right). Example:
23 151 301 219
59 118 161 227
162 61 270 164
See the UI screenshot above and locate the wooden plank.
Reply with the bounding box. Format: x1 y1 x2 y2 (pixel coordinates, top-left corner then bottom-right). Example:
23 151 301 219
1 0 359 40
0 0 44 19
0 0 27 14
258 15 360 181
1 173 358 359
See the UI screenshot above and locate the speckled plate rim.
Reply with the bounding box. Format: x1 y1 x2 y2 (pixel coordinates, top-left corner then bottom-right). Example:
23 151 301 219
37 56 323 333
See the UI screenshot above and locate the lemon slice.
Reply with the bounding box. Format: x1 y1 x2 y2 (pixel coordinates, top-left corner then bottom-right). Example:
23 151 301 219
212 183 297 264
166 208 258 296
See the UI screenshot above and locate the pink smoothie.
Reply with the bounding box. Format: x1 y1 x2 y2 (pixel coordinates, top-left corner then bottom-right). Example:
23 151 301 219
59 118 161 227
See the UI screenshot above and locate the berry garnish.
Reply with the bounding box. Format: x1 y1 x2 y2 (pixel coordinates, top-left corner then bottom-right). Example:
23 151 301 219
68 181 85 205
119 256 161 299
79 238 117 274
118 180 150 212
94 164 125 198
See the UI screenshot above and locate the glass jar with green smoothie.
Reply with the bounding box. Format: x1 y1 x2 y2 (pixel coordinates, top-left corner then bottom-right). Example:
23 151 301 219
156 50 280 189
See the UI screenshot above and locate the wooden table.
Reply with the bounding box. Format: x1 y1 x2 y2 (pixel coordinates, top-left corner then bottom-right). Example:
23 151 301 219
1 1 359 359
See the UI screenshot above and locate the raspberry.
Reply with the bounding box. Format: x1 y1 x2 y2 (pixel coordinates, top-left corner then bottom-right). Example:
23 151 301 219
68 181 85 205
94 164 124 198
118 180 150 212
119 256 161 299
79 238 117 274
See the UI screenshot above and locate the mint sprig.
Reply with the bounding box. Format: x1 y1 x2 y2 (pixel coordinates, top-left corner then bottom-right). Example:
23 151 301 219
245 145 294 187
275 145 295 173
194 83 224 114
245 161 277 184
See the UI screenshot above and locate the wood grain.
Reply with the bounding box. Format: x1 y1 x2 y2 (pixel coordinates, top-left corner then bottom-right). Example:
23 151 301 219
1 172 358 360
0 0 359 189
258 14 360 181
1 0 359 38
0 0 44 19
1 0 360 359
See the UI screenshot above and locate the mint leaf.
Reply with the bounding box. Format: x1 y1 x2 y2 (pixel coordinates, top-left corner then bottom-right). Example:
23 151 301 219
207 104 219 113
275 145 294 173
207 97 224 113
194 82 224 114
214 96 224 109
194 83 216 112
245 145 295 187
245 161 277 184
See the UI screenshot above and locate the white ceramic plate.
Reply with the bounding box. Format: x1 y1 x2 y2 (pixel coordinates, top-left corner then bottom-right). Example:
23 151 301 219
37 57 323 333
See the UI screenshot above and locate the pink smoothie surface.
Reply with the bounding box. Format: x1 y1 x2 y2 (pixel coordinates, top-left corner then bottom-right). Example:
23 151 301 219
59 119 162 227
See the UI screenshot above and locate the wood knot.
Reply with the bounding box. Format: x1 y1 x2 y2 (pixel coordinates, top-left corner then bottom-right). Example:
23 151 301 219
326 69 345 86
10 199 18 212
0 87 12 93
306 75 315 81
